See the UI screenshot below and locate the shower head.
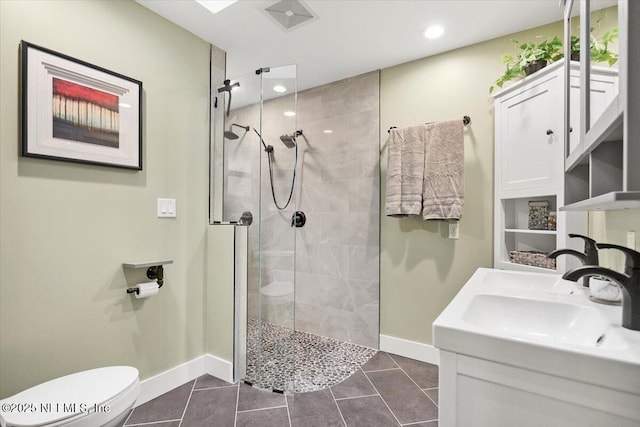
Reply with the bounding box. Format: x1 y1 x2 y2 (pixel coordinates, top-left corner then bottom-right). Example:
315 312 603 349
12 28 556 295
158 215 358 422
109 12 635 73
279 130 303 149
224 131 239 140
224 123 250 140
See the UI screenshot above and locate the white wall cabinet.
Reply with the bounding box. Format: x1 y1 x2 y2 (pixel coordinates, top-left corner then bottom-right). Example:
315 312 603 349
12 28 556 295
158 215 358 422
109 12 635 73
568 70 618 158
563 0 640 210
498 75 560 195
493 62 617 273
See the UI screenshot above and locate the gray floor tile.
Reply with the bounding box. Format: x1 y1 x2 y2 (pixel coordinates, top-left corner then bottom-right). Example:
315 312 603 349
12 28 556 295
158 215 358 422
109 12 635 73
406 422 438 427
361 352 398 371
287 388 345 427
330 369 377 399
366 369 438 425
336 396 399 426
125 422 180 427
387 354 439 389
236 407 290 427
180 387 238 427
194 374 235 389
237 383 287 411
115 410 131 426
423 388 438 406
125 380 194 425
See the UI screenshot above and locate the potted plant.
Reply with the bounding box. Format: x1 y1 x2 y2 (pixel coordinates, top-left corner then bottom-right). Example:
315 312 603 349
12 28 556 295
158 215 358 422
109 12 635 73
572 25 618 65
490 36 563 94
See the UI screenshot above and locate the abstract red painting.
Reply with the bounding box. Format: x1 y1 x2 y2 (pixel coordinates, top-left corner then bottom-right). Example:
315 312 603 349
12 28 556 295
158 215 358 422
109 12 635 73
52 78 120 148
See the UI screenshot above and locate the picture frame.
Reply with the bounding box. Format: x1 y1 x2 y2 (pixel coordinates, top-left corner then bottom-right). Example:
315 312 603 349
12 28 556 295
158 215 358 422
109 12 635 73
21 41 142 170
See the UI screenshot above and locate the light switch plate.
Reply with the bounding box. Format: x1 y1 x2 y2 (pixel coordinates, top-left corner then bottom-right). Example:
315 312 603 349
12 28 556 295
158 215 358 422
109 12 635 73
627 230 636 249
157 198 176 218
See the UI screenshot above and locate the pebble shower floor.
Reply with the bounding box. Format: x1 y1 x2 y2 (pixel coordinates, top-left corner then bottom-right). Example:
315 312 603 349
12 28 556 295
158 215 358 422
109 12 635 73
245 319 377 393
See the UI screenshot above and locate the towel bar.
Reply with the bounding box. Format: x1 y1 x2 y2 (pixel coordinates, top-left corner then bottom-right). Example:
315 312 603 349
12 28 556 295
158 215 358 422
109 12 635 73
388 116 471 133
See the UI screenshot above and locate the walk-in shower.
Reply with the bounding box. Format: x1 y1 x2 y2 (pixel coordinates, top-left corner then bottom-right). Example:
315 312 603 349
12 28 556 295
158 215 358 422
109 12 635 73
211 65 381 394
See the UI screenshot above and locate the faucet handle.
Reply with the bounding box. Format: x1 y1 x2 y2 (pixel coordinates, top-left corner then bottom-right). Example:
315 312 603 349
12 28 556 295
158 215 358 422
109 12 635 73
568 234 599 263
596 243 640 272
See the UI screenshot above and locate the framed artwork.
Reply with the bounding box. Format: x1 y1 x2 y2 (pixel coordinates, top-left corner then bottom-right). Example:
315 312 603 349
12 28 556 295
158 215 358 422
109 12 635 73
21 41 142 170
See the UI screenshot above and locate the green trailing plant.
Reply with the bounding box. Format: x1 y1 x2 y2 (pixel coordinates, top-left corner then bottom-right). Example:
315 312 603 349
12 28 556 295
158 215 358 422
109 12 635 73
589 25 618 65
570 23 618 66
490 23 618 94
490 36 563 94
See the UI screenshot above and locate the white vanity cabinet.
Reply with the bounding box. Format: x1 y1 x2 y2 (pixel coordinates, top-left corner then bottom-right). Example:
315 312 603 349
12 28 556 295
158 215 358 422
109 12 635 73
434 268 640 427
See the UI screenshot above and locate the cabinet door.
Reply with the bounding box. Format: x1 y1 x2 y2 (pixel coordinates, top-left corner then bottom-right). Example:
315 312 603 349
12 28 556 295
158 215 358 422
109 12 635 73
499 77 561 194
568 72 618 157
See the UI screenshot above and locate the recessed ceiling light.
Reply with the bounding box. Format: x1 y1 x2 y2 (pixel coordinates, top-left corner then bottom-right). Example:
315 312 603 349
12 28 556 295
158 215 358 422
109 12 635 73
284 111 296 117
196 0 239 14
423 24 445 40
323 129 333 134
273 85 287 93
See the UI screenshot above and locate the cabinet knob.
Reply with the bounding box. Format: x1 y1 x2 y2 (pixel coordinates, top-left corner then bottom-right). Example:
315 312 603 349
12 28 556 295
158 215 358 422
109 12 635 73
546 129 554 135
569 127 573 133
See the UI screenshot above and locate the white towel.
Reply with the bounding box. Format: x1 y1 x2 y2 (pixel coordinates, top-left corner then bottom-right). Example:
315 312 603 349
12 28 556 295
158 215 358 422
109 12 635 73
421 120 464 220
385 125 426 216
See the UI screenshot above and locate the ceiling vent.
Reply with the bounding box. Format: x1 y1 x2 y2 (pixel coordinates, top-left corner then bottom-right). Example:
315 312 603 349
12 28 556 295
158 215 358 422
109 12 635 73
264 0 315 31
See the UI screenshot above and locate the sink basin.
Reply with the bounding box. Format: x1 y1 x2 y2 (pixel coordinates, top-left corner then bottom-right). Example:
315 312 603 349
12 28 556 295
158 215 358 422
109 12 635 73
481 269 574 294
462 294 605 347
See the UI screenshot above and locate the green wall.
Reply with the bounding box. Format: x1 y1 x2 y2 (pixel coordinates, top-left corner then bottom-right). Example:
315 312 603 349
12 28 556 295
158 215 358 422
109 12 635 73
0 0 211 397
379 8 620 346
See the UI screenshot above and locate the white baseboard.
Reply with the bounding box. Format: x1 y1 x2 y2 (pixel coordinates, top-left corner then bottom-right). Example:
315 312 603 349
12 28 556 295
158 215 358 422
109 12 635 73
204 354 234 383
379 334 440 365
137 354 233 406
135 338 434 407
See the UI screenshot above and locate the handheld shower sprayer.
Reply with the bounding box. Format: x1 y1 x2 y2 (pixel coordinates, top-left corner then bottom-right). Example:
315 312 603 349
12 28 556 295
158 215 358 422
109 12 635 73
217 79 240 116
253 128 273 153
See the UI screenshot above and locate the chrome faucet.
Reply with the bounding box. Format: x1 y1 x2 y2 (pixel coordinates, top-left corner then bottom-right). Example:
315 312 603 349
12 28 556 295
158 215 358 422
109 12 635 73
548 234 599 286
563 243 640 331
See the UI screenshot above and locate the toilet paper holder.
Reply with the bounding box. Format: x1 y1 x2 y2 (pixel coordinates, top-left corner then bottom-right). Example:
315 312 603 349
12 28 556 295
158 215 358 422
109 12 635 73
123 259 173 295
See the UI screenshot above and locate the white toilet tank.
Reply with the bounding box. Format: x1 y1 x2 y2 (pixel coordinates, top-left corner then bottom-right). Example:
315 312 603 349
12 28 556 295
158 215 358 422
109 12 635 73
0 366 139 427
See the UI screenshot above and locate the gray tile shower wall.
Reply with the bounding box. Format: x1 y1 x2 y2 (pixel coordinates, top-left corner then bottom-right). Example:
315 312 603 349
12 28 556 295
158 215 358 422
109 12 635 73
223 71 380 349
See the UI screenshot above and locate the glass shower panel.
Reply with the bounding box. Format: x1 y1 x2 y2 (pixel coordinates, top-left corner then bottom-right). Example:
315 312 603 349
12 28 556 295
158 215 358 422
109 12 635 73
218 71 262 386
221 65 298 392
257 64 298 393
220 72 261 224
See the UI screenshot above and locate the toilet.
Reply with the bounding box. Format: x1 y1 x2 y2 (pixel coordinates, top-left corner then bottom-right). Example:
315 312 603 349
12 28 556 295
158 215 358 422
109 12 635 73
0 366 139 427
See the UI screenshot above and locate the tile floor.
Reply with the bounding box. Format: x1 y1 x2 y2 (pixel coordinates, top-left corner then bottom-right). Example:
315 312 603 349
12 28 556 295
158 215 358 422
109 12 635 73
122 352 439 427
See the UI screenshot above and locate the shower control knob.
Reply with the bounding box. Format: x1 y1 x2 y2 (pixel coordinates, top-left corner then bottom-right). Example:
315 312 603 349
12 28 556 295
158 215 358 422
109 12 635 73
291 211 306 228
